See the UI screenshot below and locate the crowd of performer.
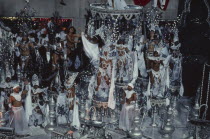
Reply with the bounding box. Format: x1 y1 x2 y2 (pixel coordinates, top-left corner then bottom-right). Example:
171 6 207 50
0 19 86 136
0 16 183 136
83 20 183 131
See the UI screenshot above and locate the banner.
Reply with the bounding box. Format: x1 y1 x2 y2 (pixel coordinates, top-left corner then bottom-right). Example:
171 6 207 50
133 0 170 11
133 0 151 6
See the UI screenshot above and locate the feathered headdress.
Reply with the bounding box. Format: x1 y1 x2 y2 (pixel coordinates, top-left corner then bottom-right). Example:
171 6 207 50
64 72 79 89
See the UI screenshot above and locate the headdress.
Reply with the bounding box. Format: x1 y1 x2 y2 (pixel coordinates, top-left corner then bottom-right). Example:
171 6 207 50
128 83 134 89
171 33 181 50
32 74 39 86
64 72 79 89
13 84 20 89
171 43 181 50
149 23 156 31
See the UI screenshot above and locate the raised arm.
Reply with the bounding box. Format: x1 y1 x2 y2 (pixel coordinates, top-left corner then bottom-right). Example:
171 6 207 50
9 96 14 108
74 34 81 38
21 90 28 99
121 91 126 104
95 72 101 91
85 34 101 44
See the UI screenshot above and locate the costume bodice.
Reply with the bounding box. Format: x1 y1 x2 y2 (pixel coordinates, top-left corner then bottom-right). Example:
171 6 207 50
11 92 22 101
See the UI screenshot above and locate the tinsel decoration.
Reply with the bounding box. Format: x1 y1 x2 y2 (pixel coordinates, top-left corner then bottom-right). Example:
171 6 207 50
145 7 162 25
86 3 143 44
0 21 14 82
15 1 37 34
53 11 62 24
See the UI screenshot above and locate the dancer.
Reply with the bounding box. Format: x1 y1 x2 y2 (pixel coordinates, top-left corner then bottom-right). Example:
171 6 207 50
52 37 63 70
16 35 34 72
9 84 30 136
30 74 48 127
170 34 184 96
115 37 138 85
82 28 117 109
119 83 137 131
66 27 81 56
65 72 80 129
116 39 130 83
0 64 16 111
147 51 170 98
66 27 82 71
136 35 148 78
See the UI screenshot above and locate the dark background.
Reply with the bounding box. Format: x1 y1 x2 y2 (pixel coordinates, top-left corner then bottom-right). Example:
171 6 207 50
178 0 210 120
178 0 210 97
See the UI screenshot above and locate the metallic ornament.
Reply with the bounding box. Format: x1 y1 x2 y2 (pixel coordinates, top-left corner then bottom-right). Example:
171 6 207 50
150 106 158 127
80 99 86 119
0 102 6 127
159 107 175 138
193 100 200 119
17 64 21 84
45 96 56 135
128 102 143 139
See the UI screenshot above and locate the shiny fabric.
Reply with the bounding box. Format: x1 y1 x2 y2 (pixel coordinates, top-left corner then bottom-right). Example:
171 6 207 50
119 101 135 131
24 84 33 123
82 32 99 68
11 106 30 135
56 93 68 125
72 96 80 129
29 109 44 127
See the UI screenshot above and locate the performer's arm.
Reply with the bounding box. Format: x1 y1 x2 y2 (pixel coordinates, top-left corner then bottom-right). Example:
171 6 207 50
95 72 101 91
125 47 130 53
21 90 28 99
66 35 78 43
148 60 152 70
84 34 100 44
9 96 14 108
149 71 154 86
73 34 81 38
104 75 110 85
133 93 137 101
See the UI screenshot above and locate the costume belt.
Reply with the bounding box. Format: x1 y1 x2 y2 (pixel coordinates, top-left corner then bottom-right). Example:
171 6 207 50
12 106 23 113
